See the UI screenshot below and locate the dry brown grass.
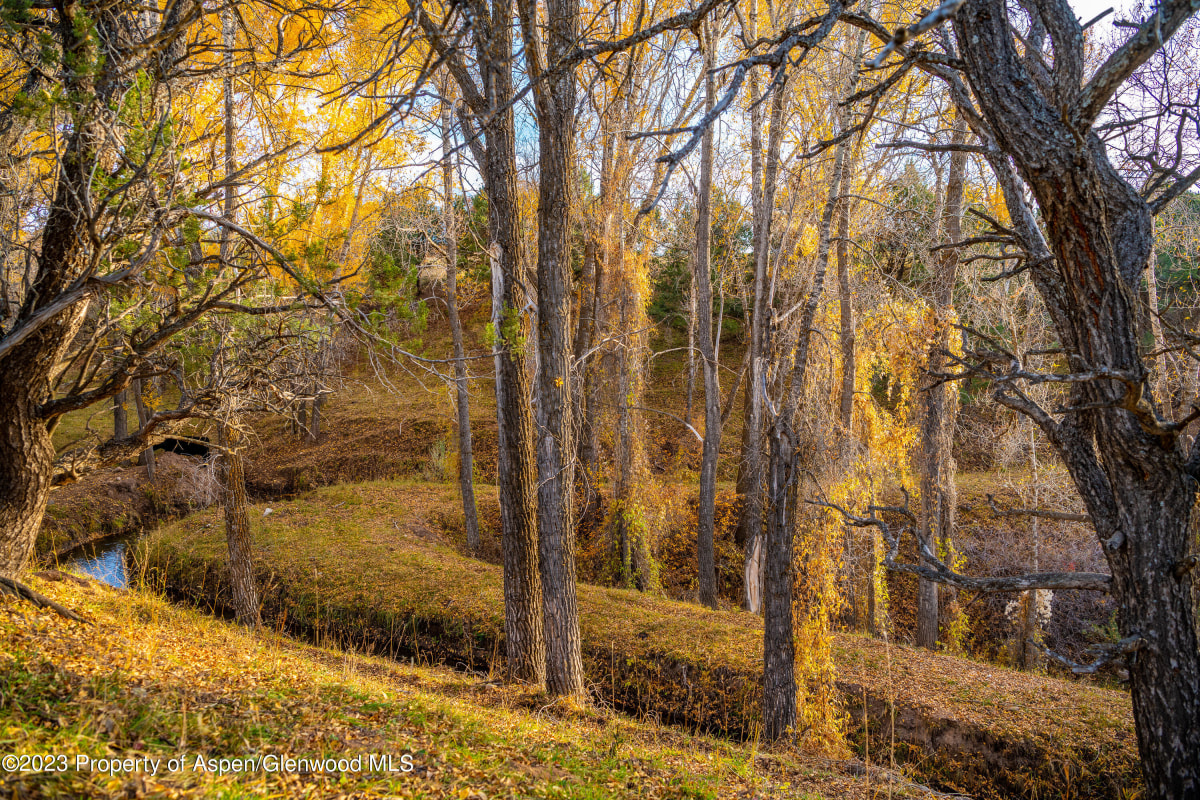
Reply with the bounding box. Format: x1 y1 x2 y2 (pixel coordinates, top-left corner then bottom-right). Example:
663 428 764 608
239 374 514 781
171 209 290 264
3 573 921 799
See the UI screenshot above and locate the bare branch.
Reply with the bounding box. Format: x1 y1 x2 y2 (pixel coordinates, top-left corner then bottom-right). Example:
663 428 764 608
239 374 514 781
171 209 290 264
1071 0 1200 126
876 139 988 153
809 496 1113 592
984 493 1093 523
1035 635 1144 675
868 0 967 68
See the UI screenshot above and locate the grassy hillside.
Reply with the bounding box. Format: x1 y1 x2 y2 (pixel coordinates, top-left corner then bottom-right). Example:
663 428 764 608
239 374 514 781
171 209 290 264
2 573 932 799
139 482 1141 799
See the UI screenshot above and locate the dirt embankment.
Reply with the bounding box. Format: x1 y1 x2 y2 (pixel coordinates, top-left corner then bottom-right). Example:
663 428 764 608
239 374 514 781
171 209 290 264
38 454 213 559
38 402 488 558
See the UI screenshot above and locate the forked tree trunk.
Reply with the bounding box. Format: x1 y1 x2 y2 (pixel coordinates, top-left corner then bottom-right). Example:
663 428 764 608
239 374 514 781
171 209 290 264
916 119 968 650
218 423 260 628
760 74 805 741
442 82 480 556
953 1 1200 791
694 23 721 609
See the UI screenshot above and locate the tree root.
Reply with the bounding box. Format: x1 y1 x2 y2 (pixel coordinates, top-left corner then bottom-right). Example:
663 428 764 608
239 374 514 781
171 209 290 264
0 576 91 624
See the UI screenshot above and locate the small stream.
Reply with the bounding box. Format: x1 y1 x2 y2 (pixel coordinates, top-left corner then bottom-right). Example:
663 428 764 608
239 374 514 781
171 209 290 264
58 534 141 588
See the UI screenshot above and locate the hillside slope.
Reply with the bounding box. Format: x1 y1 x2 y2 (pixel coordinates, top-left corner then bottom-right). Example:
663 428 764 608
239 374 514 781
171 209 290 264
141 482 1140 799
2 573 933 799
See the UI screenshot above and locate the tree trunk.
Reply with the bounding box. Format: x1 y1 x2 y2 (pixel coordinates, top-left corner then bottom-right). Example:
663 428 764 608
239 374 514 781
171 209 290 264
0 3 115 576
113 390 129 440
0 393 54 577
1143 245 1168 406
612 306 638 587
915 118 967 650
519 0 586 698
760 74 805 742
442 82 480 556
133 378 156 481
309 393 324 442
953 2 1200 790
836 179 855 443
295 401 308 440
573 226 601 481
468 4 546 686
762 22 867 739
740 44 785 614
695 22 721 609
218 422 260 628
685 283 697 427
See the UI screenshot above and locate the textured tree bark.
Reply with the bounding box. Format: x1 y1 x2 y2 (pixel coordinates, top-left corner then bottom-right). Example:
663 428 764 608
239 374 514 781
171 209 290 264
612 298 638 587
694 23 721 609
740 55 786 614
442 83 480 556
0 392 54 577
916 119 967 650
519 0 586 698
431 0 548 689
950 0 1200 791
133 381 156 482
218 423 260 628
760 74 804 742
113 390 129 440
760 125 847 740
573 227 601 480
464 1 546 686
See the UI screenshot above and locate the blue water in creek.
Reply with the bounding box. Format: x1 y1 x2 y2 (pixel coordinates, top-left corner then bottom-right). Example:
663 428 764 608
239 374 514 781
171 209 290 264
60 537 131 588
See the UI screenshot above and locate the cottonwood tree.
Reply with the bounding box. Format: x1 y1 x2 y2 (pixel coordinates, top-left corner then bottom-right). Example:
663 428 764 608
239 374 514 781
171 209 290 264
411 0 547 686
403 0 733 691
440 80 482 556
516 0 587 699
693 20 722 609
905 114 970 650
183 303 338 627
831 0 1200 791
760 10 869 740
